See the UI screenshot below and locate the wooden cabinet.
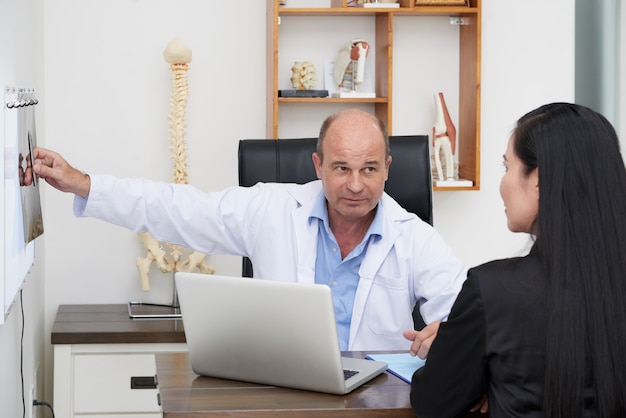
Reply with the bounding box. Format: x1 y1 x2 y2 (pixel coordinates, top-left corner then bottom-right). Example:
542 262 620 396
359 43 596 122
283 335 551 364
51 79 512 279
266 0 481 190
52 305 187 418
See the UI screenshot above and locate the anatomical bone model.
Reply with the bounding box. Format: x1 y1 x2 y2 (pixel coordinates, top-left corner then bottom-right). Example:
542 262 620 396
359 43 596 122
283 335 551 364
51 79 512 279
333 39 370 92
432 92 457 182
135 38 215 291
290 61 317 90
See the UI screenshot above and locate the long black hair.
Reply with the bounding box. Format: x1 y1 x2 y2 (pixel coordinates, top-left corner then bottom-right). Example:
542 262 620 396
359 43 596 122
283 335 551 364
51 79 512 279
513 103 626 417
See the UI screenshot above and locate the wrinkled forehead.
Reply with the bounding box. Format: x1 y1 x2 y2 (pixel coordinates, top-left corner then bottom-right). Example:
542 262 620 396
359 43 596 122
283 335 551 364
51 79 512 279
324 129 386 158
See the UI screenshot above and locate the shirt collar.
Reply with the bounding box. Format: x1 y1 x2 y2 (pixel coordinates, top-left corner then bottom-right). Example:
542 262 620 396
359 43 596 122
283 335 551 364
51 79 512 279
309 193 383 240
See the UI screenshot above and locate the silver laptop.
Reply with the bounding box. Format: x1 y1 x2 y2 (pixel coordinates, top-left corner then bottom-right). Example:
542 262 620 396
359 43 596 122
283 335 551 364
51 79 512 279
175 272 388 395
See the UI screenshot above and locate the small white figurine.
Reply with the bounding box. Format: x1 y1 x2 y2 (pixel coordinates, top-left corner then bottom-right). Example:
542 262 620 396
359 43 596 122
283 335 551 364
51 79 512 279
290 61 317 90
333 39 370 91
432 92 456 182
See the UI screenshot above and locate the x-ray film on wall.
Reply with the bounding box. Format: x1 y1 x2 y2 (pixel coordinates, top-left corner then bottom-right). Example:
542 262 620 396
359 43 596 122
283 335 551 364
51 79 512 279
17 98 43 243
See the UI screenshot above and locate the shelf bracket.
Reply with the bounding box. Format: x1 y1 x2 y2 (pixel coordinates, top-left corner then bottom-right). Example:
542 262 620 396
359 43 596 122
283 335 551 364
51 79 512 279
449 17 470 26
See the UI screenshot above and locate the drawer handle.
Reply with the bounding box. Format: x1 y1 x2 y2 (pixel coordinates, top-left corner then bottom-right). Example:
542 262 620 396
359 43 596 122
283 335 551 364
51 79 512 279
130 375 157 389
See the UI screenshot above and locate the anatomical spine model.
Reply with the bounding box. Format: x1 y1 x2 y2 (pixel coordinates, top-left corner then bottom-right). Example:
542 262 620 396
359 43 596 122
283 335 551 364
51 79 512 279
290 61 317 90
135 38 215 291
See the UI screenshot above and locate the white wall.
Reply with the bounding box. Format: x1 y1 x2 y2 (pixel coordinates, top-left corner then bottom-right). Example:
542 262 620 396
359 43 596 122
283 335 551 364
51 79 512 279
434 0 575 264
7 0 573 409
0 0 46 415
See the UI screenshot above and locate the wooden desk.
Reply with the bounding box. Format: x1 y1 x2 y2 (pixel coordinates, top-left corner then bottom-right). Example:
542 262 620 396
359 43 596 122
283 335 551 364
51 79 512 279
156 352 487 418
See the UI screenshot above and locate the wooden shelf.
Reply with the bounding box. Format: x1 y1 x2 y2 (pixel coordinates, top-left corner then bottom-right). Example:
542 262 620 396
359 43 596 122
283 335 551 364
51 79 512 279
277 97 388 103
267 0 481 190
278 7 479 17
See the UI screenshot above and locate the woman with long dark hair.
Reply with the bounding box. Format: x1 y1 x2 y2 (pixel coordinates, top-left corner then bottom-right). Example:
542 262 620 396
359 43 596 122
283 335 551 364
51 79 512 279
410 103 626 417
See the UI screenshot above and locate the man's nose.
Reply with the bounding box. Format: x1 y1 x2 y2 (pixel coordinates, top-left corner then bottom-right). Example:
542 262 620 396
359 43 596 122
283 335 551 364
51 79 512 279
346 172 364 192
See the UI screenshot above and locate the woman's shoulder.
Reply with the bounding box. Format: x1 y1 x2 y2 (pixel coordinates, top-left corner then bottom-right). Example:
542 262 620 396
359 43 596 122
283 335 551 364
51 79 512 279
469 253 542 277
466 253 545 302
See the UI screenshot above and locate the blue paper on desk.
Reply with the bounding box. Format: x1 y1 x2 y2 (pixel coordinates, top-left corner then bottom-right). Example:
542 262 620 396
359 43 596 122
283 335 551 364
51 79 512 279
366 353 426 383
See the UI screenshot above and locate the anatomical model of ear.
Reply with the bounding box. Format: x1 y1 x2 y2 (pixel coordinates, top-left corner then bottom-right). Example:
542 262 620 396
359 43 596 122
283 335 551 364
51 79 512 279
333 39 370 91
432 92 457 182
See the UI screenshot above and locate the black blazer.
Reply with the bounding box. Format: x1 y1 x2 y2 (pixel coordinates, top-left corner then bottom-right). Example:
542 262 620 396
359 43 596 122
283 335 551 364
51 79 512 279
410 254 548 418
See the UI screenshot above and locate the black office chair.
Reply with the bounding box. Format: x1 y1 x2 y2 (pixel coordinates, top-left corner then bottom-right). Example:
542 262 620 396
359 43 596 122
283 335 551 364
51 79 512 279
238 135 433 329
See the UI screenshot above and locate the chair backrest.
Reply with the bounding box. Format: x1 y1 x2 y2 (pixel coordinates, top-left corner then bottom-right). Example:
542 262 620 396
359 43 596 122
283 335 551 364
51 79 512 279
238 135 433 224
238 135 433 330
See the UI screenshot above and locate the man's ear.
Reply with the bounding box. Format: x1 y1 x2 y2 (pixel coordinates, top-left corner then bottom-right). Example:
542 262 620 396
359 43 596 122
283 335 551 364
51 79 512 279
384 155 392 181
312 152 322 179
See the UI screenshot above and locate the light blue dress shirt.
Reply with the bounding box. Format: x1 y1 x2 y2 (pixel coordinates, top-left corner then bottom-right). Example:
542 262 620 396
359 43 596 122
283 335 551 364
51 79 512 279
310 194 383 350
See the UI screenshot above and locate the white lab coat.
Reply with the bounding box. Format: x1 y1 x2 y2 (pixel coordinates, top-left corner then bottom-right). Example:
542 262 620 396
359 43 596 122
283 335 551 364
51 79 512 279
76 175 467 350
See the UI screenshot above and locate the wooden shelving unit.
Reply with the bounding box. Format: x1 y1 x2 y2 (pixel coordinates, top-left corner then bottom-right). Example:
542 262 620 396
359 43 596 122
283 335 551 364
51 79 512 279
266 0 481 191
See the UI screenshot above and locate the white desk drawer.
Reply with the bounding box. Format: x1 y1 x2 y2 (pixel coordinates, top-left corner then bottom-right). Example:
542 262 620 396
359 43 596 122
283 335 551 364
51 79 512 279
73 354 160 414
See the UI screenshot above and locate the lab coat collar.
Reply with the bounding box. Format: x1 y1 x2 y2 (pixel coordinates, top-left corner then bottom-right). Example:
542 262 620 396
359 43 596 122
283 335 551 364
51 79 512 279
289 182 415 282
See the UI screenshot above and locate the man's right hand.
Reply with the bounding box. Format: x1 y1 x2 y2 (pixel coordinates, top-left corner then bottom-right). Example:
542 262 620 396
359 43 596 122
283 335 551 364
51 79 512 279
403 320 441 359
32 147 91 198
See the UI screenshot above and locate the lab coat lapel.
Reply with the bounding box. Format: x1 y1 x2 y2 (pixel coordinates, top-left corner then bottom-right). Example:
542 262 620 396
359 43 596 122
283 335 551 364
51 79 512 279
349 195 406 348
290 181 323 284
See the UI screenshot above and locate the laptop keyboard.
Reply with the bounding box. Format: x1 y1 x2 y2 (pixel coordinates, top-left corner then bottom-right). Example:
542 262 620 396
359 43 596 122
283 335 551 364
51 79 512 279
343 369 359 380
